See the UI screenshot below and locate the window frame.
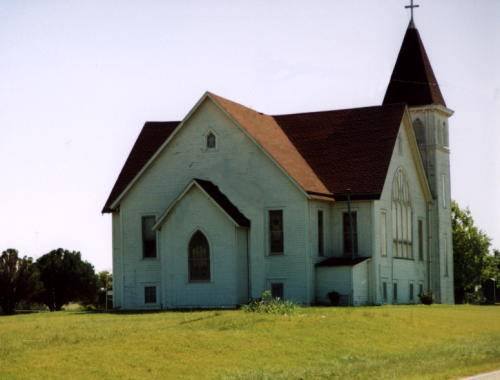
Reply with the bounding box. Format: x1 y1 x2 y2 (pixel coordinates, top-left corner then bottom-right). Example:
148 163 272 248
342 211 358 256
380 210 387 257
144 285 157 304
393 282 398 304
203 129 218 152
442 174 447 209
317 209 324 256
268 209 284 256
141 215 158 259
382 281 388 303
444 235 449 277
271 283 284 299
206 132 216 149
392 168 413 259
418 219 424 261
188 230 211 282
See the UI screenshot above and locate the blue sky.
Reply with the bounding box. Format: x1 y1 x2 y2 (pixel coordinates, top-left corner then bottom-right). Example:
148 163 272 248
1 0 498 270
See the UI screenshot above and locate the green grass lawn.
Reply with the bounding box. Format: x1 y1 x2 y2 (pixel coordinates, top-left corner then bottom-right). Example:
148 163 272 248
0 306 499 379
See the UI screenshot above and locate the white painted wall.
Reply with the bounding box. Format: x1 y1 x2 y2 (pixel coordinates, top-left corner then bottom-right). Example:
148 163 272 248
373 121 429 304
160 185 246 308
113 97 311 309
315 261 370 306
353 260 370 305
315 266 351 304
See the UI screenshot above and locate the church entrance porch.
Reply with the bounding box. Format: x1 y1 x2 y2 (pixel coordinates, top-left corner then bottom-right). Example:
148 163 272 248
154 179 250 309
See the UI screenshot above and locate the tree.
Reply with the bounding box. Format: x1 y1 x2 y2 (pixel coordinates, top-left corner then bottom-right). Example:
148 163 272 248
0 249 40 315
35 249 98 311
452 201 496 303
96 270 112 309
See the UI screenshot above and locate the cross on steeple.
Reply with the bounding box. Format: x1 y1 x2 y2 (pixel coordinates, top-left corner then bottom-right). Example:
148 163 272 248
405 0 419 22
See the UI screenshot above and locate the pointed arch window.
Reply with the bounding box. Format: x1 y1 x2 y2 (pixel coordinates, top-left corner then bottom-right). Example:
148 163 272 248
188 231 210 282
391 168 413 258
206 132 216 149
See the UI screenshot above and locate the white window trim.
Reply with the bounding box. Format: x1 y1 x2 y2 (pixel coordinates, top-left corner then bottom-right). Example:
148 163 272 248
317 208 325 257
380 210 387 257
203 128 219 152
265 207 286 256
143 283 160 305
140 213 159 261
441 174 447 209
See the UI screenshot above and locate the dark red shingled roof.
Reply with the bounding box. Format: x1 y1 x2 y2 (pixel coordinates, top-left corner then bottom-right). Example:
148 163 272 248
194 179 250 227
102 103 406 213
273 103 406 200
383 21 446 107
102 121 179 213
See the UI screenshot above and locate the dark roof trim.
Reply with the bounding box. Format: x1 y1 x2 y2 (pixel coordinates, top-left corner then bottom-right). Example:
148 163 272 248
193 179 250 227
153 179 250 230
332 193 381 201
316 256 370 267
102 121 180 213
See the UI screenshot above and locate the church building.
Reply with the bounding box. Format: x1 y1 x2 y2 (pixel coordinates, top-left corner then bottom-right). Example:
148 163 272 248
103 19 455 308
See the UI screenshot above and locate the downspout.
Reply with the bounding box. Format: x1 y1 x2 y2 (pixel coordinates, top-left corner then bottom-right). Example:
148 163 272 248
347 189 355 306
426 201 432 293
246 229 251 301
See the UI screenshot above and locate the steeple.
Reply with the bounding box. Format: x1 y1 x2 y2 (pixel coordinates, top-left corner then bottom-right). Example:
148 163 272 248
383 21 446 107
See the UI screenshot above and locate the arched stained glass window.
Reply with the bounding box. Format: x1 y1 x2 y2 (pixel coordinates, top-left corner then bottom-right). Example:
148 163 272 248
188 231 210 281
391 168 413 258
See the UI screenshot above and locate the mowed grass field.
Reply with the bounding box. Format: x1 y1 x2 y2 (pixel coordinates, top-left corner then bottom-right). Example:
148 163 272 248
0 306 499 379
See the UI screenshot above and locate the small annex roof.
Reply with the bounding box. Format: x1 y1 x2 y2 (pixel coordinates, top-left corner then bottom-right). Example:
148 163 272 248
383 21 446 107
316 256 370 267
153 178 250 230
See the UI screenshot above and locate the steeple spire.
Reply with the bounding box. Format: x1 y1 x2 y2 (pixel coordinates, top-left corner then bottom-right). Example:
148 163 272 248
383 21 446 107
405 0 419 24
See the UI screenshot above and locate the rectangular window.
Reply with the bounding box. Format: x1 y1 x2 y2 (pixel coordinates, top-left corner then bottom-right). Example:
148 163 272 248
343 212 358 256
271 283 284 299
318 210 324 256
269 210 284 255
382 282 388 302
442 175 447 209
393 282 398 303
443 122 449 147
144 286 157 304
418 220 424 261
380 211 387 257
409 283 414 301
444 236 449 277
142 216 157 258
419 283 424 297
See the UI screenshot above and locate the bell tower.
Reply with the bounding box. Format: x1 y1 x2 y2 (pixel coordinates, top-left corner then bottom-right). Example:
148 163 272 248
383 16 454 303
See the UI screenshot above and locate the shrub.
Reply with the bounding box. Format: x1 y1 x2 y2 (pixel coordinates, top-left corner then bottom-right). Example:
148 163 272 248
419 291 434 305
464 290 486 305
327 291 341 306
242 290 298 315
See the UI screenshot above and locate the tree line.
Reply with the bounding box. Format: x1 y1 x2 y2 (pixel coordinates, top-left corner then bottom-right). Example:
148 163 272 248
1 201 499 314
452 201 499 304
0 248 111 314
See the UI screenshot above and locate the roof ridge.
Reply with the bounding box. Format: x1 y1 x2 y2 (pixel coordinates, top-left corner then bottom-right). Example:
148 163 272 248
273 103 406 118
